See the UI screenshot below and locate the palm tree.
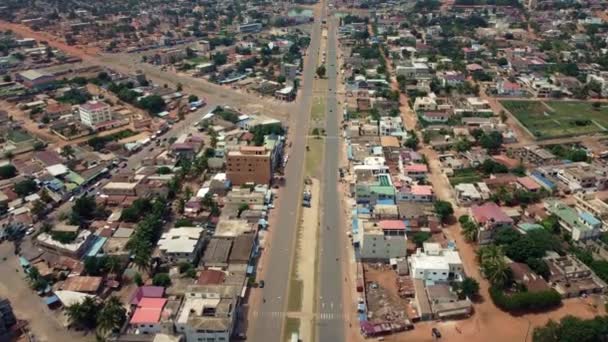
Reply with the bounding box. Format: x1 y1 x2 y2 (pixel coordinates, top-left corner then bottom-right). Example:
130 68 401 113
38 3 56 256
132 247 151 273
105 256 121 275
96 297 126 338
66 297 99 330
461 221 479 242
477 245 504 265
483 258 510 288
65 302 86 329
478 245 510 287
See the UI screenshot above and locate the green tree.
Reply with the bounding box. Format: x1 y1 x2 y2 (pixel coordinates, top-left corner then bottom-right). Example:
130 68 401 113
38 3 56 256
316 65 326 78
461 220 479 242
96 296 126 338
138 95 166 114
61 145 75 160
70 195 100 223
412 232 431 247
66 297 100 330
212 52 227 65
14 179 37 197
209 129 218 148
478 245 510 288
152 273 171 287
30 199 46 220
454 138 471 152
459 277 480 299
134 273 143 286
0 164 17 179
404 132 419 150
479 131 503 151
434 200 454 223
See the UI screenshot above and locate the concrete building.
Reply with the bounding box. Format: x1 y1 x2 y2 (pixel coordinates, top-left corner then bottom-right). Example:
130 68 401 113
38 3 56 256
17 69 55 88
78 101 113 128
275 86 295 101
545 200 602 241
575 192 608 226
454 183 490 206
129 298 174 335
157 227 205 263
36 230 96 258
226 146 271 185
356 220 407 261
281 63 299 80
396 62 430 80
470 202 514 244
396 185 434 202
174 292 238 342
238 22 262 33
409 242 463 282
102 181 138 196
544 254 607 298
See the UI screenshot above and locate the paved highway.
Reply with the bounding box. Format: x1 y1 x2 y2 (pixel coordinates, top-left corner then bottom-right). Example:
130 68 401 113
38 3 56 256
247 3 325 342
316 14 346 342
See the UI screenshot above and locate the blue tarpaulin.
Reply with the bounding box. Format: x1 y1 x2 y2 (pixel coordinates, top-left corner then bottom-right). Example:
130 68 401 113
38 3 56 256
19 257 30 268
357 207 371 215
376 198 395 206
86 236 107 258
44 295 59 306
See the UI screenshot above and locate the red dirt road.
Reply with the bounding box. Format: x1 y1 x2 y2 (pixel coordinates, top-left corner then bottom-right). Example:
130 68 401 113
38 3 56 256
0 21 99 60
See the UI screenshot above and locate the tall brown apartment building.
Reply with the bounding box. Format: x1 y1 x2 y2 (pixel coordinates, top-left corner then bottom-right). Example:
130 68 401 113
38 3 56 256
226 146 272 185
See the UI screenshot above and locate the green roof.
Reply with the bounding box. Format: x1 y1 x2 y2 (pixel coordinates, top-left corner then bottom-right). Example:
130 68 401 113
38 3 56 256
546 200 591 232
8 130 33 143
64 171 85 186
518 223 543 233
378 174 391 187
369 185 395 196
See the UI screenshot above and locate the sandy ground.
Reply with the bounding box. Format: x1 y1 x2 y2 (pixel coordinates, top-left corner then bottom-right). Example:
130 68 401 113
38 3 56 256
0 100 62 144
0 243 93 342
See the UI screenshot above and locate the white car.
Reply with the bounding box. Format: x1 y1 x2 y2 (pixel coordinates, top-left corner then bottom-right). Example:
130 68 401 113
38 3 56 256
26 228 35 236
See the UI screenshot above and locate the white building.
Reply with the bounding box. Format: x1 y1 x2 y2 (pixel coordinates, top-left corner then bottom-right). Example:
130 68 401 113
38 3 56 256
174 292 237 342
409 242 463 282
413 96 437 112
356 220 407 260
156 227 205 263
78 100 113 128
396 62 430 80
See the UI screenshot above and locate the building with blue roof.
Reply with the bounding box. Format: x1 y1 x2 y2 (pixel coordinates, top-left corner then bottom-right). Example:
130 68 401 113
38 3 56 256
546 200 602 241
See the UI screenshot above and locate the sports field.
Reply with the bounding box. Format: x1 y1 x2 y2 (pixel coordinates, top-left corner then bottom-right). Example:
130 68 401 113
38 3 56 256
500 100 608 139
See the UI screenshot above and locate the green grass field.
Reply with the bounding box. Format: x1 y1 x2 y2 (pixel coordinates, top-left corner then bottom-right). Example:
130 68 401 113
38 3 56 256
500 100 608 139
187 56 209 64
449 168 482 186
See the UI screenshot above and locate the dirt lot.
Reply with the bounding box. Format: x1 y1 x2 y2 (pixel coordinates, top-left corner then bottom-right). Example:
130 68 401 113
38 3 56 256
0 21 98 60
363 264 411 325
381 218 607 342
0 243 92 342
